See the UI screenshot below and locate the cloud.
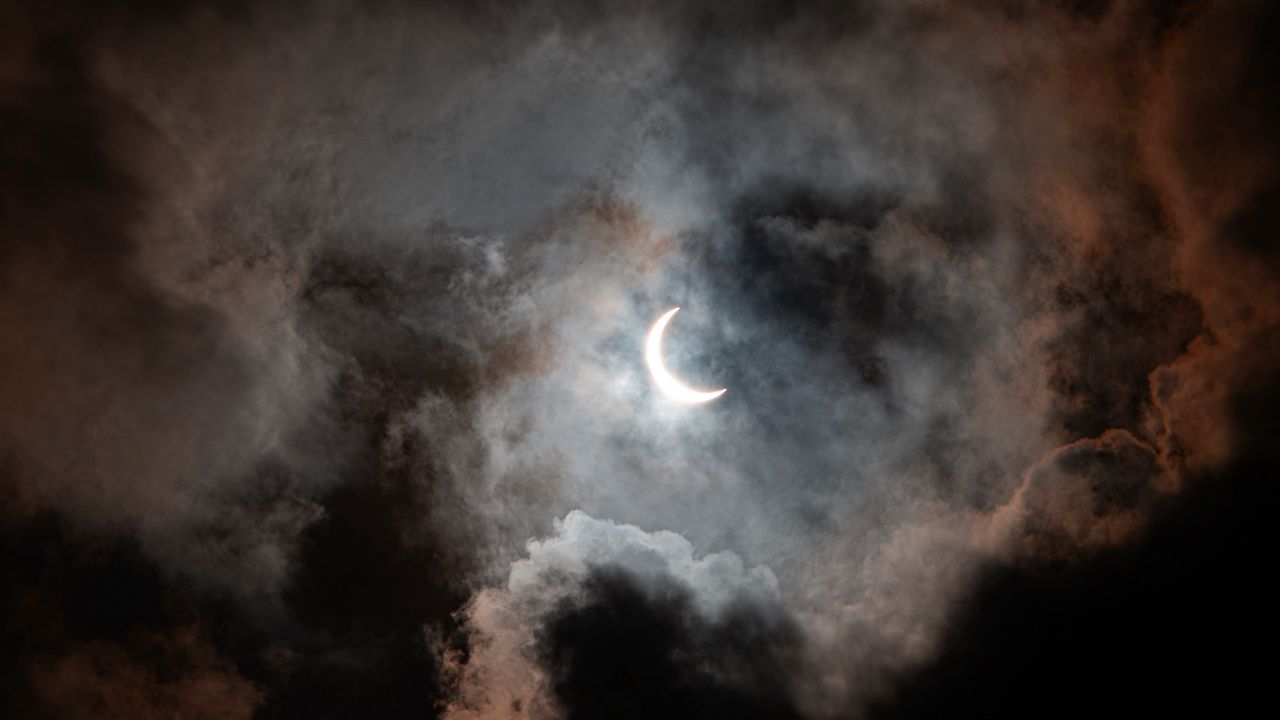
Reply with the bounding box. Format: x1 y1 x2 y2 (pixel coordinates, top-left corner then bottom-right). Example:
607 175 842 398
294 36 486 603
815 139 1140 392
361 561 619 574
443 511 789 719
3 0 1279 717
31 627 261 720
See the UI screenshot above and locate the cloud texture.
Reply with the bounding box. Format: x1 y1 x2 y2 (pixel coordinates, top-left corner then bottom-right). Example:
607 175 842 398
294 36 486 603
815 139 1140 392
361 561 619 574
2 0 1278 717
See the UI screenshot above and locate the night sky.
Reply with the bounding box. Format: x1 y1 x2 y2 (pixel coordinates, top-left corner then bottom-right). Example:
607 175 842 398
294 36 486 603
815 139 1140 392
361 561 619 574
2 1 1278 718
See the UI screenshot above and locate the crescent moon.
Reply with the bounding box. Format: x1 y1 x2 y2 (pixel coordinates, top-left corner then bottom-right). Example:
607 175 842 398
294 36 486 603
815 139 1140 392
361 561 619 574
645 307 727 404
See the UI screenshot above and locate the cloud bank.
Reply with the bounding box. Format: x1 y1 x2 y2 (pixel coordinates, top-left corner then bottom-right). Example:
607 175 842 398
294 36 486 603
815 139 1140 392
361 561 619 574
3 0 1278 717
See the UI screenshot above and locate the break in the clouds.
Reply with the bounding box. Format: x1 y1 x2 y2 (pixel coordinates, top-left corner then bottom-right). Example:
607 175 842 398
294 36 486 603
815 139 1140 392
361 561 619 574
3 1 1278 718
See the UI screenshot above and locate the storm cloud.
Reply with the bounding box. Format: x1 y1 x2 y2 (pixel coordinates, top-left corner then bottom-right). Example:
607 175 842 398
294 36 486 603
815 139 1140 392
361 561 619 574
2 0 1278 718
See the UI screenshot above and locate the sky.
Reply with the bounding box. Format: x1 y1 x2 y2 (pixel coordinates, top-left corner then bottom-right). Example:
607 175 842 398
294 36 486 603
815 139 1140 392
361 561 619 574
2 1 1278 718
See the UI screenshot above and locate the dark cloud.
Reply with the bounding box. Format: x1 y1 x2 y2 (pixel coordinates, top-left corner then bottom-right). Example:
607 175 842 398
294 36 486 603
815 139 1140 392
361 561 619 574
0 513 257 719
869 392 1280 720
538 567 803 720
2 0 1278 718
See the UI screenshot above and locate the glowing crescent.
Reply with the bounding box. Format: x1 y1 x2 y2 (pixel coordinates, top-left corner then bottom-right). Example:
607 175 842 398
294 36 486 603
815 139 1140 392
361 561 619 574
645 307 727 404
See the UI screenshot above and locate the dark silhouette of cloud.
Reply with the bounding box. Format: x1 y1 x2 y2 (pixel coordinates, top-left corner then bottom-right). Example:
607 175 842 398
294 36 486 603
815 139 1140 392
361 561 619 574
538 567 804 720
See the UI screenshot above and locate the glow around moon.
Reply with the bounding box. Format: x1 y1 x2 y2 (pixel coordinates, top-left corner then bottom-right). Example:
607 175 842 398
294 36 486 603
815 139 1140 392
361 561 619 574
645 307 727 404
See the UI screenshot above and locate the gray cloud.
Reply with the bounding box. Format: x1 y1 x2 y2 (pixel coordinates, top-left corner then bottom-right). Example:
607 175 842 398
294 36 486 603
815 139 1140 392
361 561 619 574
3 1 1277 717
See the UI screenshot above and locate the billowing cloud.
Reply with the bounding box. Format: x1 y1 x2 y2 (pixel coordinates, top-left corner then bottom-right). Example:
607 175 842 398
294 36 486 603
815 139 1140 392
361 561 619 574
442 511 791 719
2 0 1277 717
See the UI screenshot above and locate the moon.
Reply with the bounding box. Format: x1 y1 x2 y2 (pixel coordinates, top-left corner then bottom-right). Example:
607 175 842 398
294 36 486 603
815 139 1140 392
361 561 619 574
645 307 727 404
